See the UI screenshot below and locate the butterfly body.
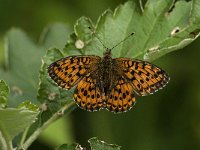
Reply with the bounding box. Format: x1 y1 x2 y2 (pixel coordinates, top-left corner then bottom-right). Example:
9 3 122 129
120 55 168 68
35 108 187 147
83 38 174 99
99 49 114 96
48 49 169 113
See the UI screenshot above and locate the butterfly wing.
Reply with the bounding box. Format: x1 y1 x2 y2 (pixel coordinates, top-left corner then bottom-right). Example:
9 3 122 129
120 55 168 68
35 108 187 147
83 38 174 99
105 75 136 113
48 56 101 89
114 58 169 96
73 71 106 112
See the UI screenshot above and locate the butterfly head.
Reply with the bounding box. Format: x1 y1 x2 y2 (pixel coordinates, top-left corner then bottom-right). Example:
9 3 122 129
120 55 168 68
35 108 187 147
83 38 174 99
103 48 112 58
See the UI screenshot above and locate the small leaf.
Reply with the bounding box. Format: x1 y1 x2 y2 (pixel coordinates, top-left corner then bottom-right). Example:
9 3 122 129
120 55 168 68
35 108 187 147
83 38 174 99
0 108 38 145
74 17 94 41
89 137 121 150
55 143 81 150
64 17 94 56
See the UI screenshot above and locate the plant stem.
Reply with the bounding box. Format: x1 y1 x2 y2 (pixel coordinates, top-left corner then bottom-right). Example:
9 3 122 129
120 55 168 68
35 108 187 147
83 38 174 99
22 101 76 150
0 130 13 150
17 125 30 150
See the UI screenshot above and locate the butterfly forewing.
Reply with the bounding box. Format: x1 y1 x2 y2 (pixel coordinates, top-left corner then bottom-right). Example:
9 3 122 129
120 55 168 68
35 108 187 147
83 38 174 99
114 58 170 96
48 56 101 89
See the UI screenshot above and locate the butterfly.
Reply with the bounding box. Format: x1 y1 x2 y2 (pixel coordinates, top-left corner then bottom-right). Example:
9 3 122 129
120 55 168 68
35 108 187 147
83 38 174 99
48 46 169 113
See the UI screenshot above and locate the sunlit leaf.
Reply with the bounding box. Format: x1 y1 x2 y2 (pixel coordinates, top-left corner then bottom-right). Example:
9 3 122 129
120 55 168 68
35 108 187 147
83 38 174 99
0 108 38 146
63 0 200 62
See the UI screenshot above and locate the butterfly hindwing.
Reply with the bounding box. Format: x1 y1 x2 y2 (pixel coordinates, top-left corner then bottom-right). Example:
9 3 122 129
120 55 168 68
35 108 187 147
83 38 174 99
115 58 169 96
73 73 105 112
48 56 101 89
106 76 136 113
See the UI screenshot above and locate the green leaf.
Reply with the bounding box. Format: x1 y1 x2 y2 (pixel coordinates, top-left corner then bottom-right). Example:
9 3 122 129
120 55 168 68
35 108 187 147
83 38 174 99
0 28 44 107
55 143 80 150
63 17 94 56
190 0 200 24
0 108 38 150
0 23 71 107
89 137 121 150
63 0 200 61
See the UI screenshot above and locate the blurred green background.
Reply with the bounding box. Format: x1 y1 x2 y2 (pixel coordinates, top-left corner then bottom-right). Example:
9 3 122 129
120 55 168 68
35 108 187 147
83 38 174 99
1 0 200 150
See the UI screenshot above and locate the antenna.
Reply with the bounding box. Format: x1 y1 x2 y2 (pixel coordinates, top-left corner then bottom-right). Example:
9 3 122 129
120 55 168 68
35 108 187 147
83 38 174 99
111 32 135 50
94 35 108 50
88 26 107 49
88 26 135 50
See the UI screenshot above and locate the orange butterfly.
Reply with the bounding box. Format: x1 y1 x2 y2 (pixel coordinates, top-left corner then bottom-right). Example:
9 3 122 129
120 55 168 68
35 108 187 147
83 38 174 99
48 34 169 113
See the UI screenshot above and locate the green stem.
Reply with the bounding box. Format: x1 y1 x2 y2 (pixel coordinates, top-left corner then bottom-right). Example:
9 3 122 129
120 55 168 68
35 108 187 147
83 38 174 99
0 130 13 150
22 101 76 150
17 125 30 150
